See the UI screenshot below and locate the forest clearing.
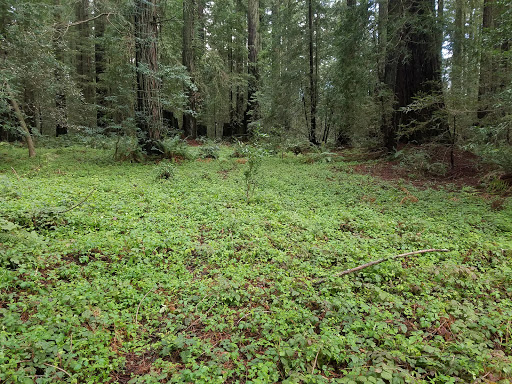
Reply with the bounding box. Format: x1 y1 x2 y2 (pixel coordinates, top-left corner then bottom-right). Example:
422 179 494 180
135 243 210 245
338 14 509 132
1 141 511 383
2 0 512 382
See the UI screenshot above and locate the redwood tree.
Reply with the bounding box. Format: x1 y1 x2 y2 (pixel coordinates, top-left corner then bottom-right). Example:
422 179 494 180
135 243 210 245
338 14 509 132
381 0 447 151
243 0 260 135
135 0 162 151
182 0 197 138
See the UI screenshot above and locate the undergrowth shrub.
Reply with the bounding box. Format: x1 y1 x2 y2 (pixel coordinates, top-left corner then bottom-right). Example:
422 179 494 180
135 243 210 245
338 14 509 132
114 136 144 162
285 140 321 155
231 140 251 158
0 175 20 199
161 136 194 160
394 148 448 176
303 151 337 164
481 172 511 195
477 144 512 173
155 162 176 180
198 141 220 159
242 145 267 202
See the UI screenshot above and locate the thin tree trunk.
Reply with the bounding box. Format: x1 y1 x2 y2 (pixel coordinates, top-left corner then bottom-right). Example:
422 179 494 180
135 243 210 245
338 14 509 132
307 0 317 145
76 0 94 104
95 0 106 129
135 0 162 150
452 0 463 97
243 0 260 134
54 0 68 137
477 0 496 120
182 0 197 138
5 82 36 157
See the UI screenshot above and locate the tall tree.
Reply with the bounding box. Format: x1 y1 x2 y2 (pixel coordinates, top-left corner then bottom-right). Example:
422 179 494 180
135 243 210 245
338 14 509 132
307 0 318 145
381 0 447 150
333 0 372 146
54 0 68 137
134 0 163 150
94 0 107 130
182 0 197 138
477 0 498 121
75 0 95 105
243 0 260 134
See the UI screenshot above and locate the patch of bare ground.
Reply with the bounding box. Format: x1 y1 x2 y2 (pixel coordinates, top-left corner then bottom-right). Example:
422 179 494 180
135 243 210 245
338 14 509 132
109 350 159 384
347 145 487 190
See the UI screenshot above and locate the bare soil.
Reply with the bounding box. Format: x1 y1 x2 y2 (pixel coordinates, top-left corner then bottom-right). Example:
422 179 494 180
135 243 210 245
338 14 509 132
348 146 487 190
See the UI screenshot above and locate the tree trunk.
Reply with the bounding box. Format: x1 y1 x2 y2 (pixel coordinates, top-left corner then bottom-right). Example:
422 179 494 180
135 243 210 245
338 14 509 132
95 0 107 129
452 0 464 97
135 0 162 151
182 0 197 138
243 0 260 134
307 0 318 145
76 0 95 104
54 0 68 137
5 82 36 157
380 0 447 151
477 0 497 121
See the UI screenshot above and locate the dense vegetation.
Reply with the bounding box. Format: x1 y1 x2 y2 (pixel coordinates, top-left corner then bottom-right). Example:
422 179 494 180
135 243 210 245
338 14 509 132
1 0 511 158
1 0 511 382
1 141 511 383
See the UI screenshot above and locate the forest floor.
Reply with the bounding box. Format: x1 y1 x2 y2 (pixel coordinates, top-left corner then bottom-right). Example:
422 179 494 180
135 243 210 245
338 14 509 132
1 142 511 384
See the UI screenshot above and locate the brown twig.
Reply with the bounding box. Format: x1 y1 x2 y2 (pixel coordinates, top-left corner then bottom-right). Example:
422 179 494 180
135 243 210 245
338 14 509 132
315 249 450 284
58 189 96 214
11 167 20 180
311 347 321 375
64 12 114 31
43 363 72 378
135 285 158 325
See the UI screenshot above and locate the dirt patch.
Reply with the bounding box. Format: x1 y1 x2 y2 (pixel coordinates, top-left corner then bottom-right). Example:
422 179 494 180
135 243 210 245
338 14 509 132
110 350 159 384
186 139 201 147
349 146 486 189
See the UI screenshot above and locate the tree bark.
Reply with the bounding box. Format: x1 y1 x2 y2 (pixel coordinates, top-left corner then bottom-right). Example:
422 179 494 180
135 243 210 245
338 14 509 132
135 0 162 151
5 82 36 157
54 0 68 137
477 0 497 121
76 0 95 104
94 0 107 129
182 0 197 138
308 0 318 145
452 0 464 97
243 0 260 134
380 0 447 151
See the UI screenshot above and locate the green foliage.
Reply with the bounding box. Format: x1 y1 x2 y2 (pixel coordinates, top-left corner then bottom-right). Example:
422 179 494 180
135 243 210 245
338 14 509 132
0 175 20 199
161 136 195 161
0 145 511 383
240 143 268 202
474 143 512 173
198 141 220 159
394 148 448 177
114 136 144 162
155 161 175 180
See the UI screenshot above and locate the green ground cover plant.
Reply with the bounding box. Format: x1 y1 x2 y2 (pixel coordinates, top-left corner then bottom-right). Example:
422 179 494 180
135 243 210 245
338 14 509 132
0 143 511 384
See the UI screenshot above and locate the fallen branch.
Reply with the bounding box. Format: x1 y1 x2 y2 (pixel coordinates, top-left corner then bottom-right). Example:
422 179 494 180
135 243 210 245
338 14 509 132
315 249 450 284
11 167 20 181
311 347 322 375
43 363 72 378
58 189 96 214
135 285 158 325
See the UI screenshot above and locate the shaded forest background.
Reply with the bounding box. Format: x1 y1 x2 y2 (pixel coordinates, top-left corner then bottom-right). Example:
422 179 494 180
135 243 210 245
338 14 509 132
0 0 511 164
